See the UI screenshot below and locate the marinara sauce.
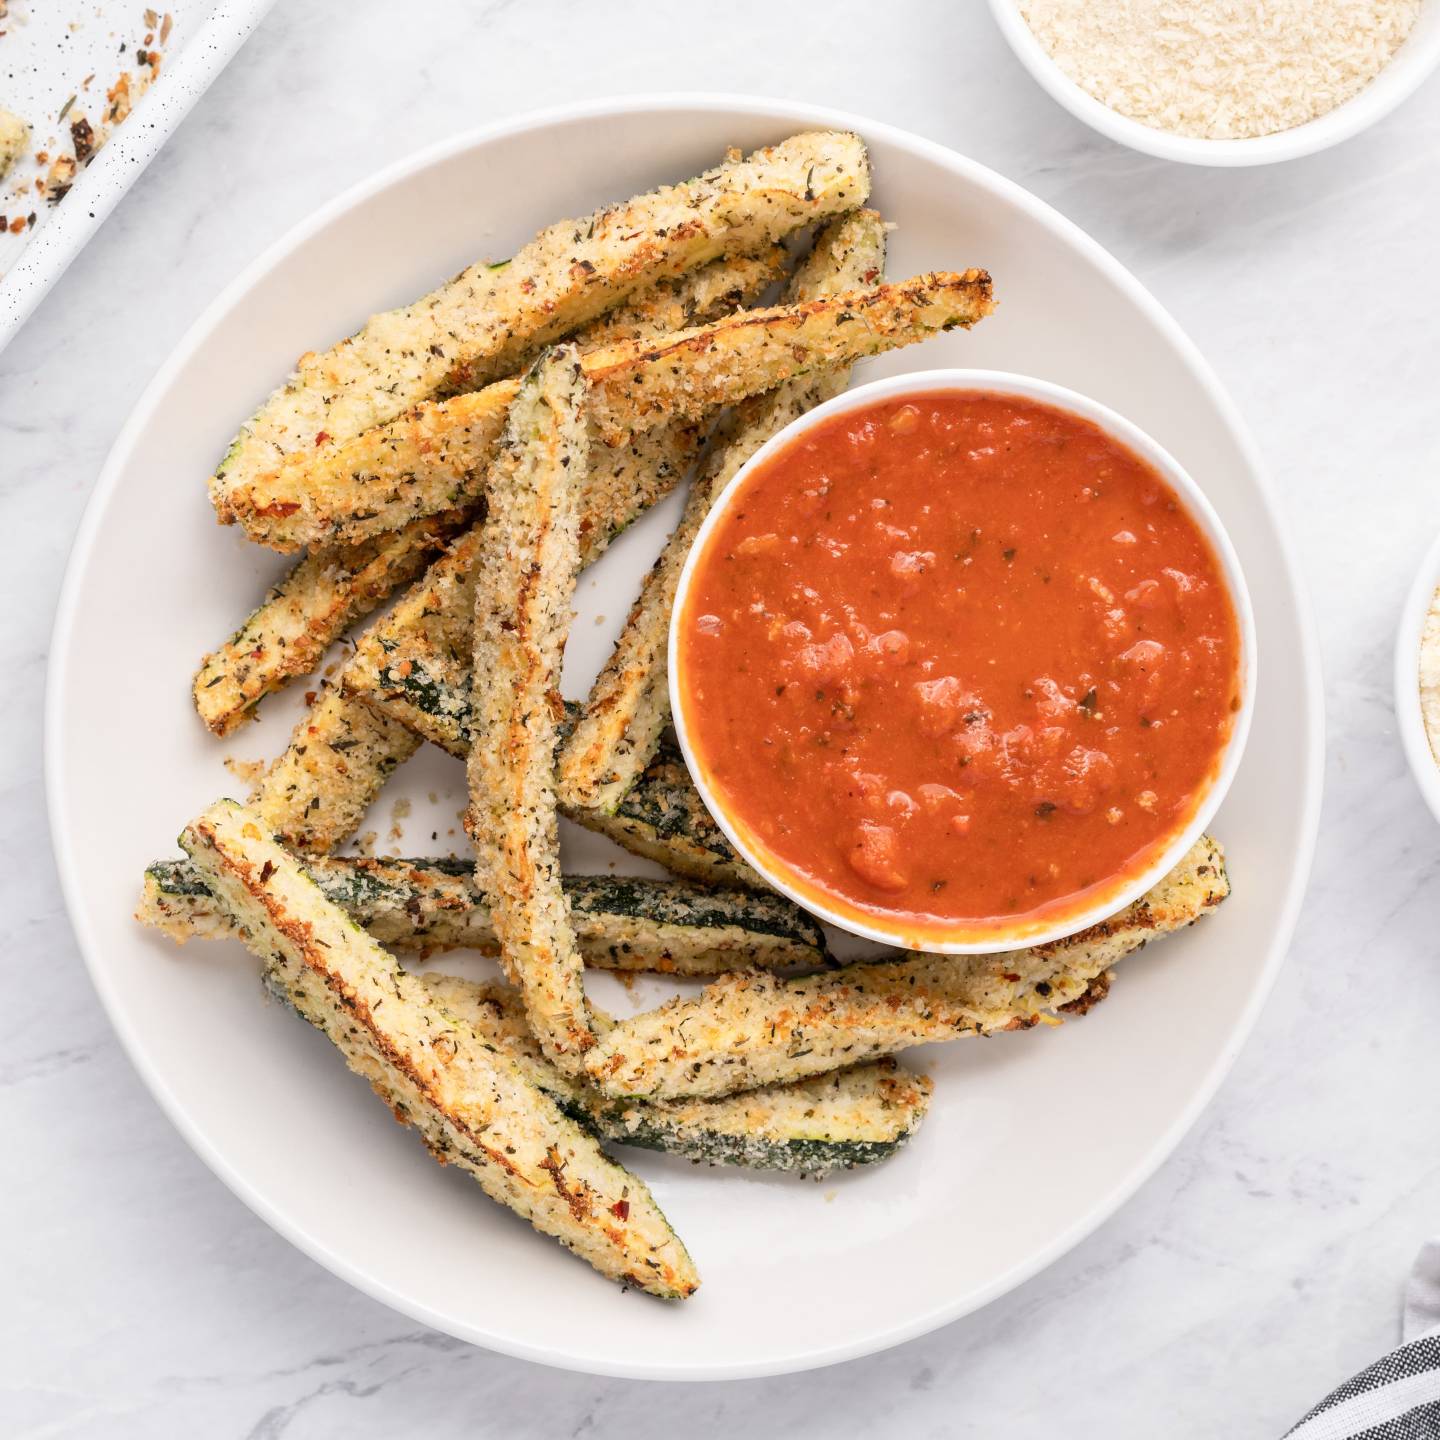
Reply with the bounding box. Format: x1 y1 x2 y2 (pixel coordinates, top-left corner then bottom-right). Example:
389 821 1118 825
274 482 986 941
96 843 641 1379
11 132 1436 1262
675 391 1242 943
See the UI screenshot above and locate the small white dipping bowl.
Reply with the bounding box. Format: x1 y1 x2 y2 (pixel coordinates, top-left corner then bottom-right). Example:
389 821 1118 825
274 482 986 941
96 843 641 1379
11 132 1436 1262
1395 527 1440 825
987 0 1440 167
669 369 1257 954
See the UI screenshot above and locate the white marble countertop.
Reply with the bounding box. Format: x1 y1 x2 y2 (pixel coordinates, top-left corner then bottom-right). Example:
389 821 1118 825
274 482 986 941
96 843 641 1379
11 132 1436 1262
6 3 1440 1434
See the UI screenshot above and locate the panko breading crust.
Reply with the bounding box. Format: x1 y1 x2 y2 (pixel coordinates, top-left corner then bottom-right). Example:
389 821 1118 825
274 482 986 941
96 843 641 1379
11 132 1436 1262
140 856 826 974
249 686 419 855
182 799 698 1297
212 131 868 522
584 837 1231 1099
558 209 889 813
193 251 784 735
224 271 995 552
421 975 931 1175
463 348 597 1069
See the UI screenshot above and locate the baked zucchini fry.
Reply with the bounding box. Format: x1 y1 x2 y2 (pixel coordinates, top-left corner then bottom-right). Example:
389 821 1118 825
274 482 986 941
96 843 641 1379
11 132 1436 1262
570 731 765 890
339 414 705 758
342 528 486 754
350 598 766 891
577 422 708 559
584 838 1231 1099
576 247 786 352
193 510 468 736
211 130 867 520
558 210 888 812
249 686 419 854
421 976 931 1174
582 268 991 444
139 857 826 972
351 548 764 888
191 251 779 738
239 331 746 865
464 348 598 1069
225 272 995 552
181 799 698 1298
250 673 758 886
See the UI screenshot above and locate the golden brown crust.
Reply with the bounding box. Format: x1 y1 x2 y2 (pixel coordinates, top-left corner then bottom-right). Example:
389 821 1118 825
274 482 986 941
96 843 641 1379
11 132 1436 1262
582 269 993 443
557 210 890 813
420 975 933 1173
248 686 418 854
213 131 868 523
193 510 469 735
1057 970 1114 1016
584 837 1230 1099
223 271 995 552
193 249 778 741
464 349 597 1069
181 799 698 1297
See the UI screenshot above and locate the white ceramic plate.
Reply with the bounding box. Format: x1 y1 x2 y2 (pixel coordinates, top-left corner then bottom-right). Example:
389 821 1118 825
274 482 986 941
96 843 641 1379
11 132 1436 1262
46 96 1324 1380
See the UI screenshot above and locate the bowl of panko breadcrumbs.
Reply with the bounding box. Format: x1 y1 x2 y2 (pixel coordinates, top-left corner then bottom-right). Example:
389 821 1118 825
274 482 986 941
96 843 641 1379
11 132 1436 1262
988 0 1440 165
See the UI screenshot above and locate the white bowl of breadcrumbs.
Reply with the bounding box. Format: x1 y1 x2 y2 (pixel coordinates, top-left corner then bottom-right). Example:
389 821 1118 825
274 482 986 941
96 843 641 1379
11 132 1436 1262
989 0 1440 165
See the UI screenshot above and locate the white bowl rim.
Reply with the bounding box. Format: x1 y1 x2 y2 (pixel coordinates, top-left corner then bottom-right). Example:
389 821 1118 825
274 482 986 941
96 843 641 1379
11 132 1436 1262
669 368 1258 954
985 0 1440 167
44 92 1325 1380
1394 527 1440 824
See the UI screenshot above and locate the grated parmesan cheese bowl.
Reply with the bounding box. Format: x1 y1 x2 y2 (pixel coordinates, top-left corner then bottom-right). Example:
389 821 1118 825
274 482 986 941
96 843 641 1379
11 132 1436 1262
1394 526 1440 828
987 0 1440 166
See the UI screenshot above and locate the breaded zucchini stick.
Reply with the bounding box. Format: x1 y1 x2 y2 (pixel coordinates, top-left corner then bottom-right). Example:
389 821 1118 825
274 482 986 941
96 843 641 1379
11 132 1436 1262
247 633 760 882
464 348 597 1069
584 838 1230 1100
574 248 786 352
249 686 418 854
347 575 767 889
341 416 704 751
421 976 931 1175
211 131 868 519
581 269 991 444
342 527 489 755
139 857 826 973
192 252 783 736
558 210 887 813
225 271 996 552
569 730 765 890
227 348 729 853
182 799 698 1298
192 511 467 736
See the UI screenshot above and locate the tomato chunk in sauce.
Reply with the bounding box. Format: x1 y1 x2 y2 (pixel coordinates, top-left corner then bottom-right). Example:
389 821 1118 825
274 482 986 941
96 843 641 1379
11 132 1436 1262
675 391 1242 941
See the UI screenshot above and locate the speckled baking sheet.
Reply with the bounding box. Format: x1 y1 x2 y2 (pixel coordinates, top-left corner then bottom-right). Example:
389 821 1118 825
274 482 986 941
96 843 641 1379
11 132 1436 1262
0 0 274 352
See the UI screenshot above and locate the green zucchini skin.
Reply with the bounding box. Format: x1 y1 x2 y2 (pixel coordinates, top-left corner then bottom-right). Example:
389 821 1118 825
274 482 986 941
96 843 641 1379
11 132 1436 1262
583 836 1232 1100
140 855 823 973
348 667 766 890
576 731 764 890
597 1123 907 1172
569 1097 919 1172
181 798 698 1298
417 976 931 1175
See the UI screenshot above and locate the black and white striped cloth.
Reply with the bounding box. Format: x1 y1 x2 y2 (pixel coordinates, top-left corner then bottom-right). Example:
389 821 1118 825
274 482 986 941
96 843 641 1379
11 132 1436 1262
1283 1242 1440 1438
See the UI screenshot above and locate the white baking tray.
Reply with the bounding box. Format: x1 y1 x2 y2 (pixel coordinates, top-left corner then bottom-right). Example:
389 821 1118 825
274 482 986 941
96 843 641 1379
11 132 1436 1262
0 0 275 353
